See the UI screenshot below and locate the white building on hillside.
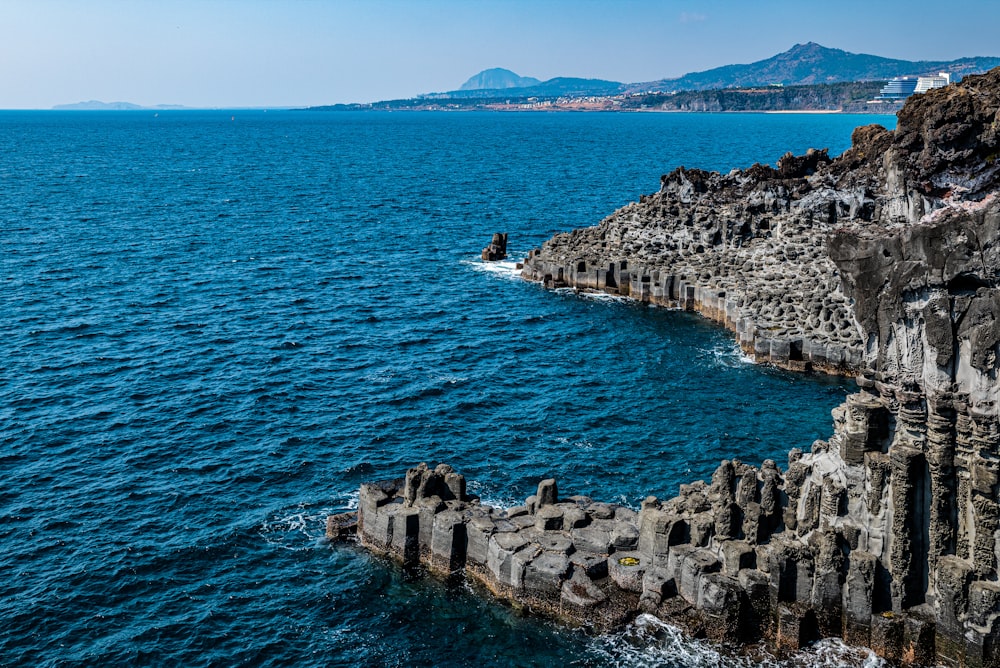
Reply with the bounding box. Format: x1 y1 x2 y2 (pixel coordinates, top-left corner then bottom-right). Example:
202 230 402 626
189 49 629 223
877 76 919 99
915 72 952 94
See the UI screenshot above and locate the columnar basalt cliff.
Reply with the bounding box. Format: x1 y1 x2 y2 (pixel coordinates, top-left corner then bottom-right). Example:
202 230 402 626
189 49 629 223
520 68 998 377
332 69 1000 666
519 145 868 374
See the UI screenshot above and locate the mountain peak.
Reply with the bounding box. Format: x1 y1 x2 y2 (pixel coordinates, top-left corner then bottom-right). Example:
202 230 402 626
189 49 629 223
643 43 1000 92
459 68 541 91
792 42 844 53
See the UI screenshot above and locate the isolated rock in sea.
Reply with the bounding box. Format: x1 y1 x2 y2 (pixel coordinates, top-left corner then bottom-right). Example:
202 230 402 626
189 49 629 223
482 232 508 261
336 68 1000 666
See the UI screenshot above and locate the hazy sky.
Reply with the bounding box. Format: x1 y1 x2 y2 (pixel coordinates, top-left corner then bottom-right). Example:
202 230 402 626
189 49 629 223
2 0 999 109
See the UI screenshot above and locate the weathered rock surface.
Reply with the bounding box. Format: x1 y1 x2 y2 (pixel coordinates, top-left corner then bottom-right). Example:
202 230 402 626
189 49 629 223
482 232 508 261
336 69 1000 666
521 68 1000 379
520 145 865 374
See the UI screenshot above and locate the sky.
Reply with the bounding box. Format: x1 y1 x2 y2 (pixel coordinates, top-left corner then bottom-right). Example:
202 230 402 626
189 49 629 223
2 0 999 109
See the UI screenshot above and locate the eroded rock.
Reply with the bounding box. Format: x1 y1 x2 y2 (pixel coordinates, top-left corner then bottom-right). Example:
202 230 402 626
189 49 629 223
345 68 1000 665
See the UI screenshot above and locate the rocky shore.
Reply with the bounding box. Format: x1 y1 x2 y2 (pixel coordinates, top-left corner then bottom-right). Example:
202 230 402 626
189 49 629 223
331 68 1000 666
519 145 867 375
520 67 998 379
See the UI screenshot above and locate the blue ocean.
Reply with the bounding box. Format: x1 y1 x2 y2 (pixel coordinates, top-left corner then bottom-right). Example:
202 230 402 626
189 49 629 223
1 110 895 667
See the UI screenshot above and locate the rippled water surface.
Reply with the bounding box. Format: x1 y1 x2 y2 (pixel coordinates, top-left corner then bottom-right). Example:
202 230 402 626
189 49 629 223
1 110 896 666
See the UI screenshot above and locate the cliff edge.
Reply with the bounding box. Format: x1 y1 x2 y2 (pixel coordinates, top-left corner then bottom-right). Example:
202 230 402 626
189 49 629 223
336 69 1000 666
521 68 1000 379
522 66 1000 664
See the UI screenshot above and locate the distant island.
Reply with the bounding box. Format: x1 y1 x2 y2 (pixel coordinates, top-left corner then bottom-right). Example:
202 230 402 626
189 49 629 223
306 42 1000 113
52 100 189 111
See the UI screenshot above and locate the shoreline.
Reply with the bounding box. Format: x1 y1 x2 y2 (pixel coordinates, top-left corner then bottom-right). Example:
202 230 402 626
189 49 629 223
300 106 897 115
332 69 1000 667
517 262 861 377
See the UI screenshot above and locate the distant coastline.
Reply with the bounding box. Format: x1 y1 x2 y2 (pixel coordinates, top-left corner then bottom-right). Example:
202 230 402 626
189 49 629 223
304 42 1000 116
301 82 902 114
47 101 292 112
42 42 1000 117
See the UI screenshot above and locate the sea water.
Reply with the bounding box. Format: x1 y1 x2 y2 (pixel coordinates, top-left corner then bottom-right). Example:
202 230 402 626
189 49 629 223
1 110 895 667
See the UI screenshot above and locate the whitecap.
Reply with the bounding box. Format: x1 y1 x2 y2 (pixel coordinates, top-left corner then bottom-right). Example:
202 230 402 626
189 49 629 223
464 258 523 280
257 495 359 549
584 614 885 668
363 370 395 384
431 374 468 385
701 340 754 369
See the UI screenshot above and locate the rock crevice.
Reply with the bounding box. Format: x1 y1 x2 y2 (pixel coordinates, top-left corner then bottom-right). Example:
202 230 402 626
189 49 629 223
520 68 1000 380
336 68 1000 666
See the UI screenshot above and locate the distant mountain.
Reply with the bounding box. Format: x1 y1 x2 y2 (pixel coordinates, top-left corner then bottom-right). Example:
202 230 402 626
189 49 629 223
459 68 540 91
436 42 1000 101
637 42 1000 92
426 76 625 100
52 100 146 110
307 42 1000 112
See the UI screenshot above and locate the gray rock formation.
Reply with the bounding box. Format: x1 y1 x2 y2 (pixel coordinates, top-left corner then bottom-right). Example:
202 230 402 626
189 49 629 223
520 146 866 374
482 232 508 261
520 68 997 378
334 68 1000 666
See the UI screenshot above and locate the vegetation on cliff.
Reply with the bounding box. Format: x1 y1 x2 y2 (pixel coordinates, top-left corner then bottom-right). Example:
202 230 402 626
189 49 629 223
638 42 1000 92
619 81 885 112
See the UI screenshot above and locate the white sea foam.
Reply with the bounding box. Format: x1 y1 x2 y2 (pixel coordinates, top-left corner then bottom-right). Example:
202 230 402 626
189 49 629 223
258 494 359 548
557 287 631 304
586 614 885 668
784 637 886 668
556 436 597 450
585 615 734 667
465 479 519 509
613 494 638 510
464 258 523 280
342 490 360 511
701 340 754 369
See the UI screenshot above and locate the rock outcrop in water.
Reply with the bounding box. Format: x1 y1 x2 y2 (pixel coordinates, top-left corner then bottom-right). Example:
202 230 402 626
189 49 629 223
482 232 508 261
335 69 1000 666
